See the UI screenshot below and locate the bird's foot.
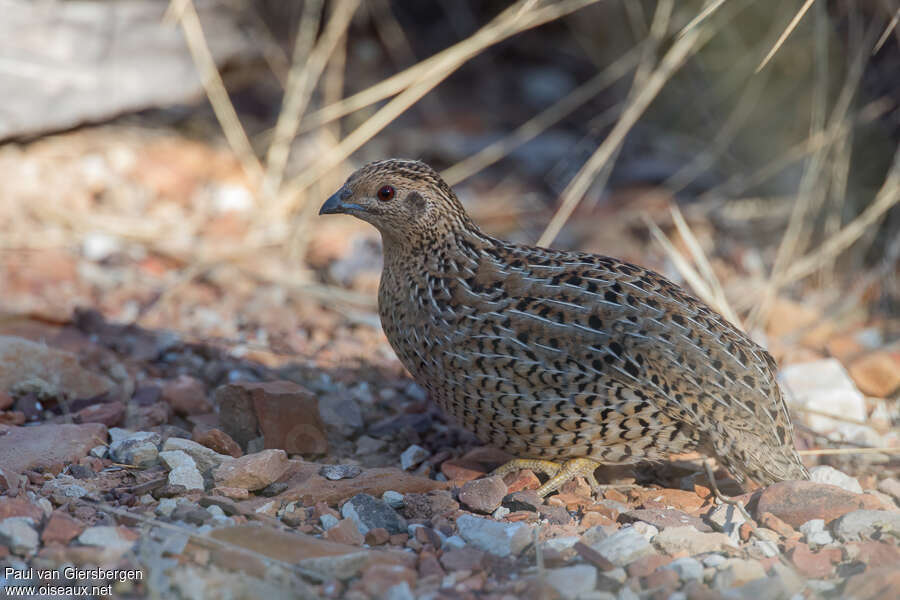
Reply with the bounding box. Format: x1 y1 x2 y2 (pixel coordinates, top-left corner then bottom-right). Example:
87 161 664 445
703 460 753 523
492 458 604 497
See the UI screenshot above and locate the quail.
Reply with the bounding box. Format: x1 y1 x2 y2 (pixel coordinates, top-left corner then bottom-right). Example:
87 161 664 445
320 159 809 496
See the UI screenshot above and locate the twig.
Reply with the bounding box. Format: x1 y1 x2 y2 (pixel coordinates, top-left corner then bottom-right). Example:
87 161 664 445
798 447 900 456
756 0 817 73
677 0 729 38
873 7 900 54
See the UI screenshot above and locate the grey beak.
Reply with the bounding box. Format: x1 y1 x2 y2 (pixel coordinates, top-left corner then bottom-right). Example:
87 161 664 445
319 189 346 215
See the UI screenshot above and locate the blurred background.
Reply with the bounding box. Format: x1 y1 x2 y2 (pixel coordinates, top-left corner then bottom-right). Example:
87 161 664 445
0 0 898 370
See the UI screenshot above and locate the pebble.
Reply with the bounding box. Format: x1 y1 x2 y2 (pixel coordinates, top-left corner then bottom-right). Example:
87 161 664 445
440 547 485 571
877 477 900 503
319 464 362 481
0 517 39 556
713 558 766 589
442 535 466 550
162 437 232 476
341 493 406 535
798 519 833 546
631 521 658 541
755 480 871 527
381 491 404 509
399 444 429 471
831 509 900 542
752 539 779 558
588 526 655 567
78 526 136 554
456 513 531 557
663 556 703 581
320 514 340 530
109 431 161 467
703 554 727 568
809 465 863 494
41 511 84 545
654 526 737 555
212 449 288 491
41 474 91 501
544 564 598 600
706 503 748 544
458 476 507 513
159 450 204 491
492 506 511 520
89 445 107 459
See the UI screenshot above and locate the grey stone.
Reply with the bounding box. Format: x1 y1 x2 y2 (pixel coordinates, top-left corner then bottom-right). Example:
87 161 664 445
442 535 466 550
399 444 429 471
877 477 900 503
541 535 580 553
589 526 655 567
631 521 658 541
318 396 363 436
319 514 339 530
109 431 160 467
799 518 833 546
706 503 748 544
78 526 136 554
340 493 406 535
89 445 107 459
319 464 362 481
456 513 531 557
156 498 178 517
355 435 387 455
831 509 900 542
159 450 204 491
0 517 39 556
41 474 91 500
809 465 862 494
384 582 414 600
654 526 737 555
544 564 598 600
162 437 231 475
663 557 703 580
713 558 766 589
381 490 404 509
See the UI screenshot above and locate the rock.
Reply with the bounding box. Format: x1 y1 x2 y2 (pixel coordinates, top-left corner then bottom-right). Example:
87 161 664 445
159 450 205 491
341 494 406 535
831 510 900 542
758 512 797 538
755 481 872 527
364 528 390 545
778 359 869 439
848 352 900 397
109 431 161 467
381 491 404 509
0 423 107 474
77 526 137 560
843 567 900 600
41 511 85 545
73 401 124 427
399 444 429 471
626 554 672 577
318 395 364 437
848 540 900 567
713 558 766 589
0 467 23 494
0 497 44 522
877 478 900 504
0 517 39 555
798 519 834 546
217 380 328 455
544 565 598 600
162 437 231 476
503 490 543 512
632 521 659 541
324 518 364 545
786 543 839 578
440 547 485 571
0 336 113 398
42 474 91 501
589 526 655 567
705 504 747 544
320 464 362 481
194 428 243 458
162 375 212 416
458 476 507 513
653 526 737 555
355 435 387 455
456 514 531 557
620 508 712 532
810 465 863 494
441 458 488 482
663 556 704 581
213 449 288 491
360 563 417 598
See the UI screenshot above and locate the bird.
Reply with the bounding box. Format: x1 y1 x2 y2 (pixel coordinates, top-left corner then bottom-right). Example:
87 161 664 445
319 158 809 496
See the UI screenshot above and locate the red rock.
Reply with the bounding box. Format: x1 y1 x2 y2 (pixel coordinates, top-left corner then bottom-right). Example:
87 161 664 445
642 568 679 590
0 411 25 425
844 567 900 600
74 401 124 427
360 563 417 597
162 375 212 416
0 496 44 522
604 489 628 503
0 391 12 410
620 508 711 532
758 511 797 538
547 492 591 511
323 518 363 545
389 533 408 546
212 486 250 500
627 554 673 577
756 481 872 527
787 543 840 578
0 423 107 475
636 488 707 513
130 401 172 429
441 459 487 482
440 547 486 572
213 449 289 491
503 469 541 493
581 512 616 528
216 380 327 455
849 352 900 397
0 467 23 493
849 540 900 568
458 476 507 513
41 511 85 545
365 528 390 546
194 428 242 458
418 551 445 577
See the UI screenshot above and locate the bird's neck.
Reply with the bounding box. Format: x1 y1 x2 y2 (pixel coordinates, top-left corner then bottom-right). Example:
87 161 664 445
381 222 495 276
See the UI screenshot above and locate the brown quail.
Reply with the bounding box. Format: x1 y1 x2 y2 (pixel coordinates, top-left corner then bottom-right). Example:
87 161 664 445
320 159 809 496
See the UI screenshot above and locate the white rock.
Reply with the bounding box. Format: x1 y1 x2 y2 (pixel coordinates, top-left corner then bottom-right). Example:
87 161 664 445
0 517 39 556
381 490 404 509
492 506 510 520
159 450 204 491
707 503 748 544
541 536 580 553
809 465 863 494
90 445 107 459
162 437 231 475
320 514 340 530
663 556 703 580
544 565 598 600
399 444 429 471
156 498 178 517
632 521 658 541
589 526 655 567
213 183 253 213
442 535 466 550
713 558 766 589
456 514 531 557
831 510 900 542
384 582 415 600
78 526 135 554
109 431 160 467
82 232 121 261
752 539 780 557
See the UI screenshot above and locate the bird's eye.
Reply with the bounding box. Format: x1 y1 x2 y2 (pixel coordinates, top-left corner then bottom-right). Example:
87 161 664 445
377 185 395 201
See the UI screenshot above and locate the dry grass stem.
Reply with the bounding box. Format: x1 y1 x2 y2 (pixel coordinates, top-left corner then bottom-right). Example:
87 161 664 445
798 447 900 456
678 0 729 38
756 0 817 73
169 0 263 182
873 6 900 54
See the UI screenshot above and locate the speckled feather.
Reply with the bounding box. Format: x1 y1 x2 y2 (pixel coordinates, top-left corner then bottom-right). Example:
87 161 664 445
324 159 809 487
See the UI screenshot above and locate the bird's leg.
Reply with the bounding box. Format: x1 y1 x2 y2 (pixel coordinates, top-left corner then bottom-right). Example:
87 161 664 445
491 458 606 497
703 460 754 523
491 459 563 481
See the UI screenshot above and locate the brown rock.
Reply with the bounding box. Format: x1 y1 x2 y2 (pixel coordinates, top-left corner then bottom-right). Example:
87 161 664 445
787 543 840 578
41 511 85 545
213 449 289 491
389 533 408 546
440 547 486 571
458 476 507 513
74 401 124 427
844 567 900 600
758 511 797 538
162 375 212 416
360 563 417 598
195 428 242 458
0 336 113 399
418 551 445 578
627 554 672 577
0 391 12 410
547 492 591 511
849 540 900 568
636 488 707 514
0 411 25 426
0 423 107 475
212 486 250 500
642 567 679 591
365 528 390 546
0 497 44 522
620 508 712 532
756 481 871 527
441 459 487 482
324 518 364 545
503 469 541 493
581 512 616 529
848 352 900 397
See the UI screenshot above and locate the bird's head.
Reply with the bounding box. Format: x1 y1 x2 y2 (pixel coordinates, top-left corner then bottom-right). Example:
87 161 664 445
319 159 474 243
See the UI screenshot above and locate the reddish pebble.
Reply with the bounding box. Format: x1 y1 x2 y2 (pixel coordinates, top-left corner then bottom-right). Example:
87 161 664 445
364 527 390 546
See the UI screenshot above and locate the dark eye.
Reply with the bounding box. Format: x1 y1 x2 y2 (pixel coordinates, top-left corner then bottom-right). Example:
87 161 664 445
377 185 395 201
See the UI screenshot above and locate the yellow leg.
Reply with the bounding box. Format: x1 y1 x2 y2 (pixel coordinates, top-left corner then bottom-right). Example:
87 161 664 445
491 457 604 497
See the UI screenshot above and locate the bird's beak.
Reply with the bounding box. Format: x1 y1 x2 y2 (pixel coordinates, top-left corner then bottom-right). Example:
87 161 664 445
320 187 364 215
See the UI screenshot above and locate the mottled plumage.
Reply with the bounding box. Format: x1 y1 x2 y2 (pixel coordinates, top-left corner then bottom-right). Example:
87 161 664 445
320 159 809 494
